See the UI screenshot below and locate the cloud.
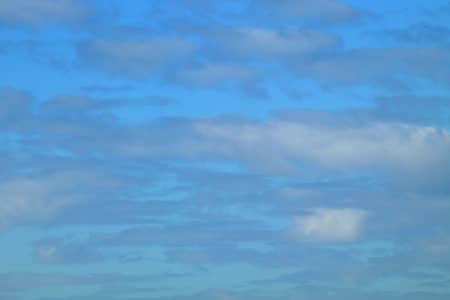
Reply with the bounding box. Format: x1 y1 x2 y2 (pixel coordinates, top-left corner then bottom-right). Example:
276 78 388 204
0 174 76 229
369 95 450 126
78 37 196 77
253 0 362 24
173 62 267 97
89 221 276 248
382 23 450 45
3 88 449 193
42 94 173 116
0 0 91 27
187 117 450 184
42 94 104 114
0 87 32 124
0 170 122 229
294 46 450 87
0 272 153 292
292 208 368 242
1 0 449 298
80 84 133 94
213 26 339 59
33 237 104 264
174 63 257 87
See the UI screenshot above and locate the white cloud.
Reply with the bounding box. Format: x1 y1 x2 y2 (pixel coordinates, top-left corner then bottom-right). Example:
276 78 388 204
292 208 368 242
192 119 450 180
118 116 450 191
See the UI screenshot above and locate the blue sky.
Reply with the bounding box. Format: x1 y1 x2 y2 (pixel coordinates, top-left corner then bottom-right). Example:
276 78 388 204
1 0 450 299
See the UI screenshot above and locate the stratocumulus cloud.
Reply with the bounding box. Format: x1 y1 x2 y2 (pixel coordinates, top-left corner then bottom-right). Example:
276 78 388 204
1 1 450 300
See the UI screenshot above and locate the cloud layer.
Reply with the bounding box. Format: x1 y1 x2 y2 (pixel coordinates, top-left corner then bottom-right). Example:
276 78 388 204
1 1 449 299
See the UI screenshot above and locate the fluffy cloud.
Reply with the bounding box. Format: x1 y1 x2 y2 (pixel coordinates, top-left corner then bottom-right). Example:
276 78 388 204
292 208 368 242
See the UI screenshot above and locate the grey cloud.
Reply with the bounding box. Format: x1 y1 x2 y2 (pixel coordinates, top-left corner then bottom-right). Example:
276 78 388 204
78 37 196 77
80 84 133 94
0 271 162 296
50 197 186 226
118 252 144 264
33 237 105 264
89 221 278 248
0 87 33 125
2 88 449 237
172 62 268 98
371 95 450 126
174 63 257 87
0 0 92 27
63 225 358 267
129 283 450 300
212 26 339 59
170 164 269 193
42 95 106 114
42 94 173 115
0 169 124 229
4 88 450 199
383 23 450 45
252 0 362 24
27 105 445 192
294 46 450 87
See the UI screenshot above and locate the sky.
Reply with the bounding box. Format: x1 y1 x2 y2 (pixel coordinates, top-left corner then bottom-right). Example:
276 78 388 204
0 0 450 299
